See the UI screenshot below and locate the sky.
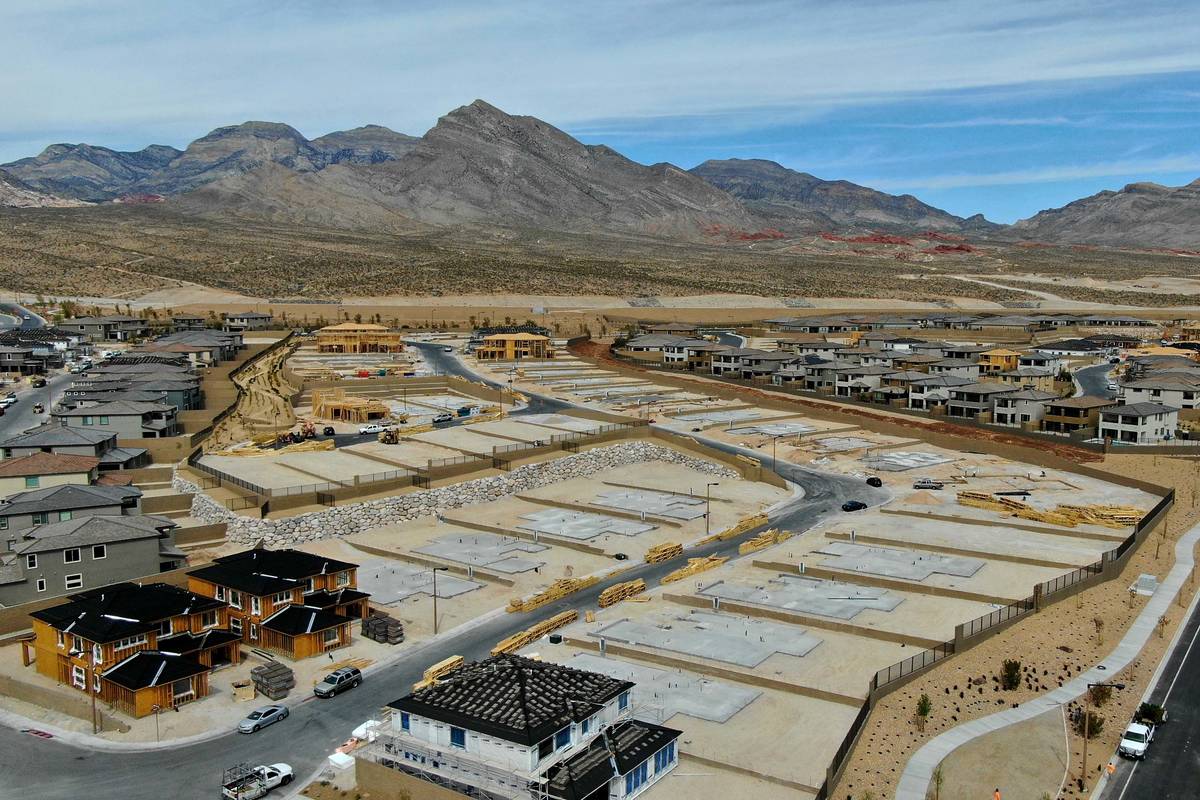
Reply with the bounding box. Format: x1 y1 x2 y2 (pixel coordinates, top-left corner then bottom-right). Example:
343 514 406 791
3 0 1200 222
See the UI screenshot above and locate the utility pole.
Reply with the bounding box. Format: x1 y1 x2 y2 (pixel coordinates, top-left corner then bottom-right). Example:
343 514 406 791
705 482 719 536
431 566 448 635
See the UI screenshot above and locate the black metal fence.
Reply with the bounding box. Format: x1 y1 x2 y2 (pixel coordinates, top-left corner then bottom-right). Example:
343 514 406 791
871 640 955 692
1041 560 1104 598
818 699 873 799
957 596 1036 640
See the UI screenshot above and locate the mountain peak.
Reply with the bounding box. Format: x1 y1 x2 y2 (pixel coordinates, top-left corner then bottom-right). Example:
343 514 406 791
196 121 308 143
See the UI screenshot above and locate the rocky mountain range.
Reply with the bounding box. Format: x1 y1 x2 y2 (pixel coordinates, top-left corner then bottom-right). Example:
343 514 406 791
3 99 1199 247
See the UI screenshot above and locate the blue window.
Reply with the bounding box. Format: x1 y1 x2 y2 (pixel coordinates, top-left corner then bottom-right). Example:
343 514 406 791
618 691 630 711
624 761 649 795
581 716 591 735
400 712 410 731
450 726 466 748
554 727 571 749
654 741 676 772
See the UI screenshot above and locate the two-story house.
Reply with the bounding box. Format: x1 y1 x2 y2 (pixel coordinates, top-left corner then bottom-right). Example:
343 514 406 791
371 654 681 800
0 424 149 471
1040 396 1111 437
0 452 99 496
27 581 239 716
992 389 1059 428
53 400 179 439
907 375 973 411
0 483 141 533
946 382 1019 420
1098 403 1179 444
187 547 369 659
0 515 185 605
1118 377 1200 410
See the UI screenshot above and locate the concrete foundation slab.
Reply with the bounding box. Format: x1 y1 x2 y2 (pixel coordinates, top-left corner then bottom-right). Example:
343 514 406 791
590 610 822 668
726 421 816 437
413 532 548 573
862 451 955 471
698 575 902 620
517 508 655 540
355 558 482 604
813 541 984 581
592 488 707 520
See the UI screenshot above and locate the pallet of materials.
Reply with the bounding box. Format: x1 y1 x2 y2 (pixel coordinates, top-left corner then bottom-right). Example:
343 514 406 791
598 579 646 608
362 612 405 644
738 528 793 555
661 555 728 584
413 655 465 691
491 610 578 656
507 576 600 613
250 661 295 700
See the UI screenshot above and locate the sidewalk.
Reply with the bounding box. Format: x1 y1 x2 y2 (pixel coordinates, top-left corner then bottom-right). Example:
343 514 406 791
895 520 1200 800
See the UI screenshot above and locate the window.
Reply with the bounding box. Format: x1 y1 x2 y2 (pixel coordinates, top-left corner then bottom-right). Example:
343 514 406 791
71 665 86 690
159 619 172 636
64 548 80 564
229 589 242 609
654 741 676 772
23 476 39 489
271 591 292 607
36 578 46 593
114 634 147 651
538 737 554 760
554 727 571 750
171 677 193 700
624 761 649 795
25 554 36 569
0 518 7 530
450 726 466 749
250 596 261 615
92 643 101 663
214 585 226 601
249 624 258 641
618 691 630 711
58 510 72 522
305 577 316 592
64 573 83 590
92 544 105 560
400 712 411 732
32 513 48 525
200 610 218 629
82 416 93 426
99 416 109 425
581 716 592 735
229 617 242 635
336 570 350 587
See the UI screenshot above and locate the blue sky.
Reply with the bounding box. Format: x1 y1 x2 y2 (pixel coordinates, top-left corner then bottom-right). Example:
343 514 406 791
4 0 1200 222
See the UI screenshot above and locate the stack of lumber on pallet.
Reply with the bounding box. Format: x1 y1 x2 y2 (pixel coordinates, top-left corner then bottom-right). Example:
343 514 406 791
362 612 405 644
491 610 578 656
250 661 295 700
507 576 601 613
645 542 683 563
737 528 793 555
598 579 646 608
1055 504 1142 529
699 513 769 544
413 655 464 691
661 555 728 584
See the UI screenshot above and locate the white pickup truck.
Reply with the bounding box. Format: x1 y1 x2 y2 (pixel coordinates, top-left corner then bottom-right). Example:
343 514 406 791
1117 721 1155 760
221 763 294 799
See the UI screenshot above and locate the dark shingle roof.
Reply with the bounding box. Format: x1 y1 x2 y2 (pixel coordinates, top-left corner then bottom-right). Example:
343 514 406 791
101 650 208 691
188 547 358 596
260 604 352 635
12 514 174 555
0 424 114 449
544 719 681 800
390 654 634 746
0 483 140 516
29 582 220 642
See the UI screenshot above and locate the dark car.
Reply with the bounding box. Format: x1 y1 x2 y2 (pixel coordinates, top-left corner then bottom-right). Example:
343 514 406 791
322 426 336 436
865 476 883 487
841 500 868 512
314 667 362 698
30 377 47 388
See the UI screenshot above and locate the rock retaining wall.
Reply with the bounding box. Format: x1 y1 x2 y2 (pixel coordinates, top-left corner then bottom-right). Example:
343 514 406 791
173 442 736 548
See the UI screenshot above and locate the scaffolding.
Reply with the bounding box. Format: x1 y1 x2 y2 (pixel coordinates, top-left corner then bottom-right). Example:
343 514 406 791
311 388 391 423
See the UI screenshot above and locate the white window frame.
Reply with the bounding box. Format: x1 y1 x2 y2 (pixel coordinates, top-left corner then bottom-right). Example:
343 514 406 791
250 596 261 616
92 544 106 560
64 573 83 590
229 616 243 635
214 585 226 601
271 590 292 608
228 589 242 610
201 610 218 629
336 570 350 587
63 548 80 564
249 623 258 641
25 553 36 569
36 578 46 593
71 665 86 690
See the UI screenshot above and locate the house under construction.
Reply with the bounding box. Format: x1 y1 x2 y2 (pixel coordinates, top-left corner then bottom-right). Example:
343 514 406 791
311 388 391 423
316 323 405 354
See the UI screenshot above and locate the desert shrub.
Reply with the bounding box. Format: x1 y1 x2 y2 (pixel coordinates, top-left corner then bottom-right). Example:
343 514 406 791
1074 710 1105 738
1088 684 1113 707
1001 659 1022 690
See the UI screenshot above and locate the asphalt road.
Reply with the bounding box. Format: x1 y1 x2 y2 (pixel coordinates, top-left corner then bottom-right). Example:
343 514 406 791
1099 592 1200 800
0 343 880 799
1076 362 1118 400
0 303 73 440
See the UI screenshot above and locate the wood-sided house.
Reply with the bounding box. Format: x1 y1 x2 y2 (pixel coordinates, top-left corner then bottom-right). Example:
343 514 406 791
187 547 370 659
27 581 240 717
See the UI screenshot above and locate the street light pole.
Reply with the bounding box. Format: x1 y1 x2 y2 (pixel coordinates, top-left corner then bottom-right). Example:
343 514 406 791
1081 681 1125 790
431 566 448 635
705 482 719 536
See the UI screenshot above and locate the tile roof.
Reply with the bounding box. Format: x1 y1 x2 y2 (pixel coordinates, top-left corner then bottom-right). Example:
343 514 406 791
0 452 99 477
54 400 175 417
390 654 634 746
1101 402 1179 417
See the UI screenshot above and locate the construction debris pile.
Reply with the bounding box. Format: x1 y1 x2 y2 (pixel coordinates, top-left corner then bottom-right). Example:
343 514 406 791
507 576 601 613
957 492 1143 529
251 661 295 700
661 555 728 584
362 611 405 645
491 610 578 656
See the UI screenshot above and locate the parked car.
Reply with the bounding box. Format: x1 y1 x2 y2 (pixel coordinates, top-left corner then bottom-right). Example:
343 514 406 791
913 478 944 490
1106 382 1119 392
237 704 289 733
0 395 17 408
1118 721 1155 760
865 476 883 487
358 422 394 435
442 345 455 353
32 403 44 414
221 763 293 799
30 377 46 388
322 426 336 436
314 667 362 698
841 500 868 512
432 412 454 425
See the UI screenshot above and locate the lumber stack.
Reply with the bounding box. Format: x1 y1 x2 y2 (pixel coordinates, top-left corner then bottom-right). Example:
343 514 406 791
598 579 646 608
412 655 464 691
737 528 794 555
250 661 295 700
361 612 405 644
209 439 335 458
645 542 683 563
661 555 728 584
490 610 578 656
956 491 1078 527
698 513 769 544
1055 504 1142 529
507 576 601 613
